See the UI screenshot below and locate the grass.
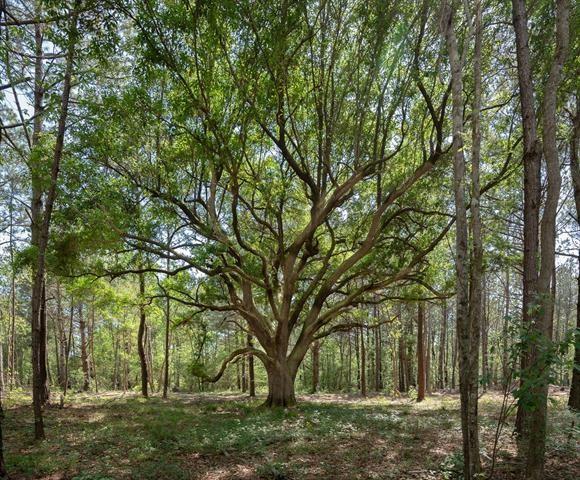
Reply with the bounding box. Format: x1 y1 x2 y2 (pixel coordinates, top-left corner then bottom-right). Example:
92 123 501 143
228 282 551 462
2 390 578 479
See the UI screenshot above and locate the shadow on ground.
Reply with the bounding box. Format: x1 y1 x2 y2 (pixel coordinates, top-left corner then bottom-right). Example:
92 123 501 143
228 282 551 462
3 391 578 480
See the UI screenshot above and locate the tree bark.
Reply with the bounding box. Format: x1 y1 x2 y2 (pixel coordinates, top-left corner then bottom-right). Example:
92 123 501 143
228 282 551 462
0 341 4 395
439 301 447 389
30 2 79 439
264 357 297 407
481 283 489 390
442 2 482 475
512 0 542 438
311 340 320 394
89 302 98 393
146 325 154 393
0 396 6 479
374 309 382 391
398 334 407 392
79 304 90 392
63 297 74 397
417 303 426 402
8 179 16 390
248 334 256 397
360 325 367 396
241 349 247 392
138 273 149 398
568 100 580 411
163 288 170 399
426 310 432 394
502 268 510 386
55 283 67 390
512 1 570 477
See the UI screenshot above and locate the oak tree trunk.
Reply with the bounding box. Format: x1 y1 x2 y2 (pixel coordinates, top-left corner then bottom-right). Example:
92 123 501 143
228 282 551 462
264 359 296 407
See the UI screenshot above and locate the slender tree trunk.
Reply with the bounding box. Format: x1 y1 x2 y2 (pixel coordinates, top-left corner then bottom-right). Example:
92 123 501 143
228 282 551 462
513 1 569 477
30 4 79 439
30 16 47 440
374 313 382 391
311 340 320 394
569 264 580 410
417 303 426 402
79 304 90 392
56 283 67 390
113 332 120 390
0 395 5 479
63 298 74 397
512 0 542 438
8 180 16 390
406 317 414 387
466 2 484 467
568 101 580 411
89 302 98 393
241 347 247 392
502 268 510 386
442 2 482 475
355 327 361 389
0 342 4 395
398 334 407 392
123 332 129 392
248 334 255 397
38 281 50 406
481 283 489 390
360 325 367 396
138 273 148 398
163 285 170 399
451 328 457 389
439 301 447 389
426 310 432 394
146 325 154 393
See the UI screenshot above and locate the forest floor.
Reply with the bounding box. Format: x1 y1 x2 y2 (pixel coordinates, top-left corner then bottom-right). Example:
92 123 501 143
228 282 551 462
2 389 579 480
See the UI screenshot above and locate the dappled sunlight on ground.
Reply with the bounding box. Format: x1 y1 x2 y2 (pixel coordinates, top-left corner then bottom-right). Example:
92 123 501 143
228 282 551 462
2 390 578 479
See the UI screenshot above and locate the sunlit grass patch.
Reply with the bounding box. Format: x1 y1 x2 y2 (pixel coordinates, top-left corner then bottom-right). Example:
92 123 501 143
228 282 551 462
2 391 578 479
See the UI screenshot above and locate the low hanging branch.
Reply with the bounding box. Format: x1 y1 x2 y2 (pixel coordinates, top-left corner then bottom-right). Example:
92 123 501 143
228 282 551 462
196 347 270 383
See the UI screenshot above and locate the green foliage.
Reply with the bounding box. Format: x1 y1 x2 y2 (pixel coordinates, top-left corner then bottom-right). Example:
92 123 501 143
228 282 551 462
440 451 464 480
